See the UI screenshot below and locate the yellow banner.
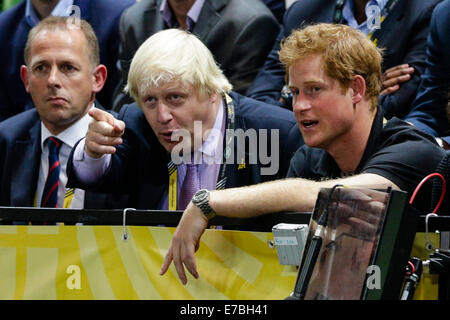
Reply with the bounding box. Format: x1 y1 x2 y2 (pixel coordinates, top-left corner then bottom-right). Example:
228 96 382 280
0 225 297 300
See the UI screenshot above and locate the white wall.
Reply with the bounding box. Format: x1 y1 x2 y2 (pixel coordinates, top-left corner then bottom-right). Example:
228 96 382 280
286 0 297 8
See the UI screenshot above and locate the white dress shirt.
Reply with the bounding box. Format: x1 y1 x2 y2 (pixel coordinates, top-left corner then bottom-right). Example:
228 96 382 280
37 106 93 209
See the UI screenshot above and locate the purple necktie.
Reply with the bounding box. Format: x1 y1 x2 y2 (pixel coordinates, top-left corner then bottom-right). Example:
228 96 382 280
178 164 200 210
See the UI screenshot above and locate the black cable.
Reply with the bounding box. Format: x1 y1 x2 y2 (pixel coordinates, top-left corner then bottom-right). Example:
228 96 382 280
286 184 343 300
400 257 423 300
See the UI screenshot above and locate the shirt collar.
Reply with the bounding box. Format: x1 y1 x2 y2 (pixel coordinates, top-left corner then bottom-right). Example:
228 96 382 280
355 107 385 173
26 0 74 27
187 0 205 25
160 0 205 31
199 98 224 159
41 103 94 150
320 107 384 178
342 0 388 33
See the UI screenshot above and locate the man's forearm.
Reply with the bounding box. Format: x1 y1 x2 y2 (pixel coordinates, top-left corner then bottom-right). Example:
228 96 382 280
208 178 320 218
207 174 399 218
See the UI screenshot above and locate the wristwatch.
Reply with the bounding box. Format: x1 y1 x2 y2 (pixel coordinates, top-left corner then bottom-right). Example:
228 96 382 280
192 189 216 220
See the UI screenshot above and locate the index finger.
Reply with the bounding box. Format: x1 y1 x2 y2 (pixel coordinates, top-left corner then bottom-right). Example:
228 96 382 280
384 64 410 73
172 243 189 285
89 107 115 123
89 107 125 134
160 247 174 276
385 67 414 78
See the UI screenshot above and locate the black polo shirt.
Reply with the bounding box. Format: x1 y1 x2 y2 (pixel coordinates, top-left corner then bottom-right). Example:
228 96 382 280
287 109 446 212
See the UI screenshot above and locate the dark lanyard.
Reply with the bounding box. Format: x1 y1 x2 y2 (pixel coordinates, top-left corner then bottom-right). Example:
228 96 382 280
216 93 236 190
333 0 346 24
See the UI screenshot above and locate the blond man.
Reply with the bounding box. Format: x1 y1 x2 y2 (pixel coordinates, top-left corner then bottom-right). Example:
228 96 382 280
67 29 302 210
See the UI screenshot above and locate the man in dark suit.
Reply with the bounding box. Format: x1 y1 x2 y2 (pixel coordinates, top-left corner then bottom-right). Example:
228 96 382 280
113 0 280 110
0 17 111 209
404 0 450 140
247 0 442 120
67 29 303 210
0 0 135 122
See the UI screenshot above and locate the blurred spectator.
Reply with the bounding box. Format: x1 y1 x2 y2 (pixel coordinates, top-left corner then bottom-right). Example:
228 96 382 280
113 0 280 110
2 0 21 11
0 17 112 209
404 0 450 141
0 0 134 122
261 0 285 23
247 0 442 120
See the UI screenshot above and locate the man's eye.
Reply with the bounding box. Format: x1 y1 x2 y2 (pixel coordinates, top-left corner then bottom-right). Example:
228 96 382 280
168 94 185 104
144 96 157 107
34 65 46 72
62 64 76 72
289 88 298 96
306 86 321 95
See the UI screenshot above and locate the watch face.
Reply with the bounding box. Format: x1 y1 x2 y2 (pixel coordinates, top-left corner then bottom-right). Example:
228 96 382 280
194 189 208 202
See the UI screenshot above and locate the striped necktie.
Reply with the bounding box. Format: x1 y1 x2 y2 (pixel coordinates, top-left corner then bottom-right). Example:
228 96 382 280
178 164 200 210
41 137 62 208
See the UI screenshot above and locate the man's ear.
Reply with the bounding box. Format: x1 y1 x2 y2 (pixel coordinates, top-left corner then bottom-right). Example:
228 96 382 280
20 65 30 93
209 91 219 104
349 74 366 105
91 64 107 94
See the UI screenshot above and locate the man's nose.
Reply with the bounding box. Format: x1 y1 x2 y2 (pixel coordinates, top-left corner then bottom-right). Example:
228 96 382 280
292 96 312 113
156 102 173 123
47 66 62 88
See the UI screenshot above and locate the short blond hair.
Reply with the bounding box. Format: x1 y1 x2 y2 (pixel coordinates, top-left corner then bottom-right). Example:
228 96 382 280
24 16 99 68
126 29 232 104
279 23 383 110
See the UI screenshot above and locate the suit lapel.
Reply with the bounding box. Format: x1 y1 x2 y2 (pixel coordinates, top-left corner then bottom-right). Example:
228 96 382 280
145 147 169 207
10 121 41 207
221 101 258 189
194 0 227 41
143 0 165 44
74 0 92 21
371 0 405 48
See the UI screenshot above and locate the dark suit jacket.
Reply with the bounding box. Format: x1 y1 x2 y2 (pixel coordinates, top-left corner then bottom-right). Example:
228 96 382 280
113 0 279 109
246 0 442 119
0 108 111 209
404 0 450 137
68 91 303 209
262 0 285 23
0 0 135 122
